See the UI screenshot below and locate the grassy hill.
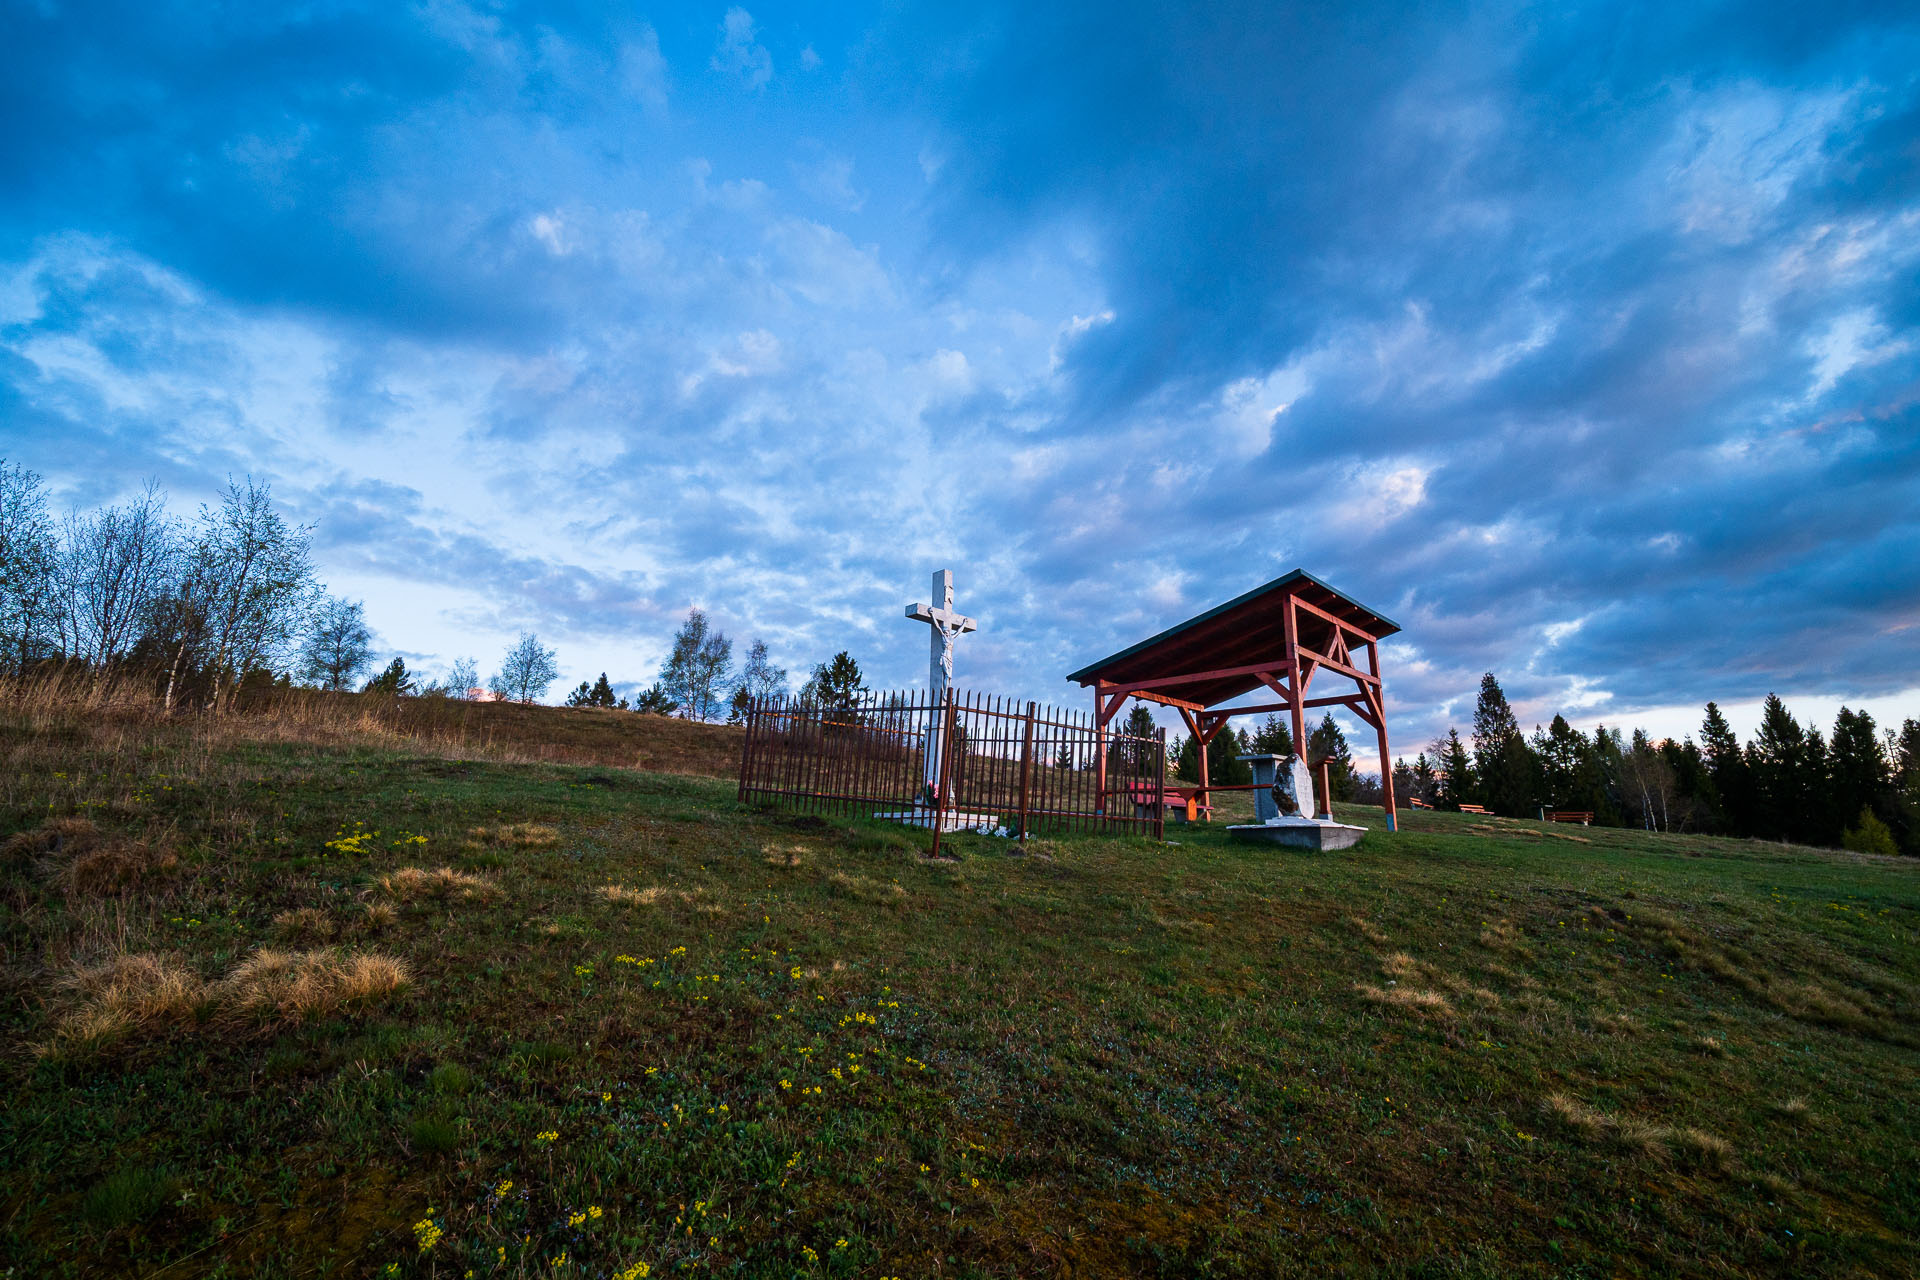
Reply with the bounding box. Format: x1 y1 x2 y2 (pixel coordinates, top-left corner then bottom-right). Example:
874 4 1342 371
2 701 1916 1278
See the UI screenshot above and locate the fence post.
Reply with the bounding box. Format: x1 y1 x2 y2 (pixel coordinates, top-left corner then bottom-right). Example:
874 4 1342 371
930 693 958 859
736 696 756 802
1016 701 1035 840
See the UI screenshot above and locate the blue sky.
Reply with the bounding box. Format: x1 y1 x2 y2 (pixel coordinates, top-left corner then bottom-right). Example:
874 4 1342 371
4 0 1918 764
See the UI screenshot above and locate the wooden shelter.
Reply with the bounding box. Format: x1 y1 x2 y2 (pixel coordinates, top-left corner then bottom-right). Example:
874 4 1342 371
1067 569 1402 830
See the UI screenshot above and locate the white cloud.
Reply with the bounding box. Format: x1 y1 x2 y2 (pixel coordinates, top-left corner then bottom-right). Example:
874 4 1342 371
620 27 670 115
1805 308 1912 399
528 212 570 256
711 7 773 90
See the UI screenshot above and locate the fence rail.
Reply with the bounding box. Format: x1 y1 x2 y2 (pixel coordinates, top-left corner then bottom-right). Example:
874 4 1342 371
737 689 1167 849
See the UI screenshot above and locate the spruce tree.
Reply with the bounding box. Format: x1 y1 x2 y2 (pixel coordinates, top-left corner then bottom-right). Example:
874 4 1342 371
1436 728 1475 809
1307 713 1356 801
1828 707 1889 846
1747 694 1807 843
1471 673 1538 816
1699 702 1748 835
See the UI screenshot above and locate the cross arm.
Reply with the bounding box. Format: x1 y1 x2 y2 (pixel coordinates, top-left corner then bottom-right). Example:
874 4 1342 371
906 604 977 633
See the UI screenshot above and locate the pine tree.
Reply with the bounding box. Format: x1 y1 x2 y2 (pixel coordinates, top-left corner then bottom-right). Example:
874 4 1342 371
1248 712 1293 757
1436 728 1474 809
1828 707 1889 845
1894 719 1920 855
1471 673 1538 816
631 682 678 715
1747 694 1807 843
1307 713 1356 801
800 651 866 708
566 673 620 708
1699 702 1746 834
364 657 415 696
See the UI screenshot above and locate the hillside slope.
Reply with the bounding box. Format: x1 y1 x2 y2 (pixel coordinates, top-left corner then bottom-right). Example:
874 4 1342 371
2 710 1915 1278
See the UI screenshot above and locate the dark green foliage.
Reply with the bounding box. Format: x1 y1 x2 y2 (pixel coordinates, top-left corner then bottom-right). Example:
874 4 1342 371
1700 702 1748 833
1436 727 1475 809
430 1063 474 1095
1248 712 1293 757
364 657 416 696
800 650 867 708
631 682 678 715
1471 673 1537 817
1842 806 1900 858
567 672 621 708
409 1115 461 1154
81 1166 175 1229
1308 713 1356 802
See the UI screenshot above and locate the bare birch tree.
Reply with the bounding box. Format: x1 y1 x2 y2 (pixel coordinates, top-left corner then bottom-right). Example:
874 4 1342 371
0 460 60 673
55 481 175 670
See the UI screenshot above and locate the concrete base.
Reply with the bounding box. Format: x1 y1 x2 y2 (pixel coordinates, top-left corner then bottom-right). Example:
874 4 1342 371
1227 818 1368 851
875 807 1001 833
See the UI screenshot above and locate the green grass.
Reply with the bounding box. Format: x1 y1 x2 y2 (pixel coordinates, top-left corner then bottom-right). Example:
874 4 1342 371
2 712 1917 1278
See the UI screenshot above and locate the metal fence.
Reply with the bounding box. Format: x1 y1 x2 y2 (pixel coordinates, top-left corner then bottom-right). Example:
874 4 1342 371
737 689 1167 847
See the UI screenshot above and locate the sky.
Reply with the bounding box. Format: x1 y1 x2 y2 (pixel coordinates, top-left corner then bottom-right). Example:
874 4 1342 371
3 0 1918 770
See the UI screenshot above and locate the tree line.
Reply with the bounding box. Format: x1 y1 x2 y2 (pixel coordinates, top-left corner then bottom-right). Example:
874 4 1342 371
1399 673 1919 856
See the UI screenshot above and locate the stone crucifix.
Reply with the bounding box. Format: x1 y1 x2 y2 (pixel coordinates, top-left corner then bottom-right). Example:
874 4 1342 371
905 569 976 798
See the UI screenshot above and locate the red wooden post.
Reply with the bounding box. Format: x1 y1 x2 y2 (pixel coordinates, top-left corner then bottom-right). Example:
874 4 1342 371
1155 726 1167 841
1092 684 1107 814
1368 641 1397 831
1283 595 1307 764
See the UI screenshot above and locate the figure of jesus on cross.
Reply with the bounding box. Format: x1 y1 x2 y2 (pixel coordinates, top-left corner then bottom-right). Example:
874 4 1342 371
905 569 976 800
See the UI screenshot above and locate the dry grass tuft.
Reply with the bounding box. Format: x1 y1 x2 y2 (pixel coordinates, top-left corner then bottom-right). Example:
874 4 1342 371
44 946 410 1053
60 839 180 896
363 901 397 929
4 816 103 859
5 817 178 895
763 843 807 868
220 949 411 1026
828 871 908 905
1693 1034 1726 1056
1478 919 1523 951
379 866 498 903
1356 983 1453 1015
1675 1127 1734 1170
1542 1093 1731 1170
602 884 671 906
271 906 338 943
51 953 207 1049
1348 915 1389 945
1772 1096 1812 1123
467 822 559 849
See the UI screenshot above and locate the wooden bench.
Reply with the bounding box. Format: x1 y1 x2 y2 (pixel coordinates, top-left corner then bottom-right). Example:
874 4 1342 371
1547 810 1594 826
1407 797 1434 810
1457 804 1491 816
1117 783 1213 823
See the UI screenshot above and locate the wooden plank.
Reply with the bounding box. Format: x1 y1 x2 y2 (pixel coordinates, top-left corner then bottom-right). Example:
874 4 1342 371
1291 643 1380 687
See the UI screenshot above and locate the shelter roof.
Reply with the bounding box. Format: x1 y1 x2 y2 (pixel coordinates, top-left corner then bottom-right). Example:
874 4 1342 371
1066 569 1401 709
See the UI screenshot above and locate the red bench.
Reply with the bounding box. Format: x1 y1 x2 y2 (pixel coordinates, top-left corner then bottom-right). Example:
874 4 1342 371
1408 797 1434 810
1457 804 1491 816
1548 810 1594 826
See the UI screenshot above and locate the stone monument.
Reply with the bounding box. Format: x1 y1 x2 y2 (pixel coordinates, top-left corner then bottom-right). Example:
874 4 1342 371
1228 753 1367 851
